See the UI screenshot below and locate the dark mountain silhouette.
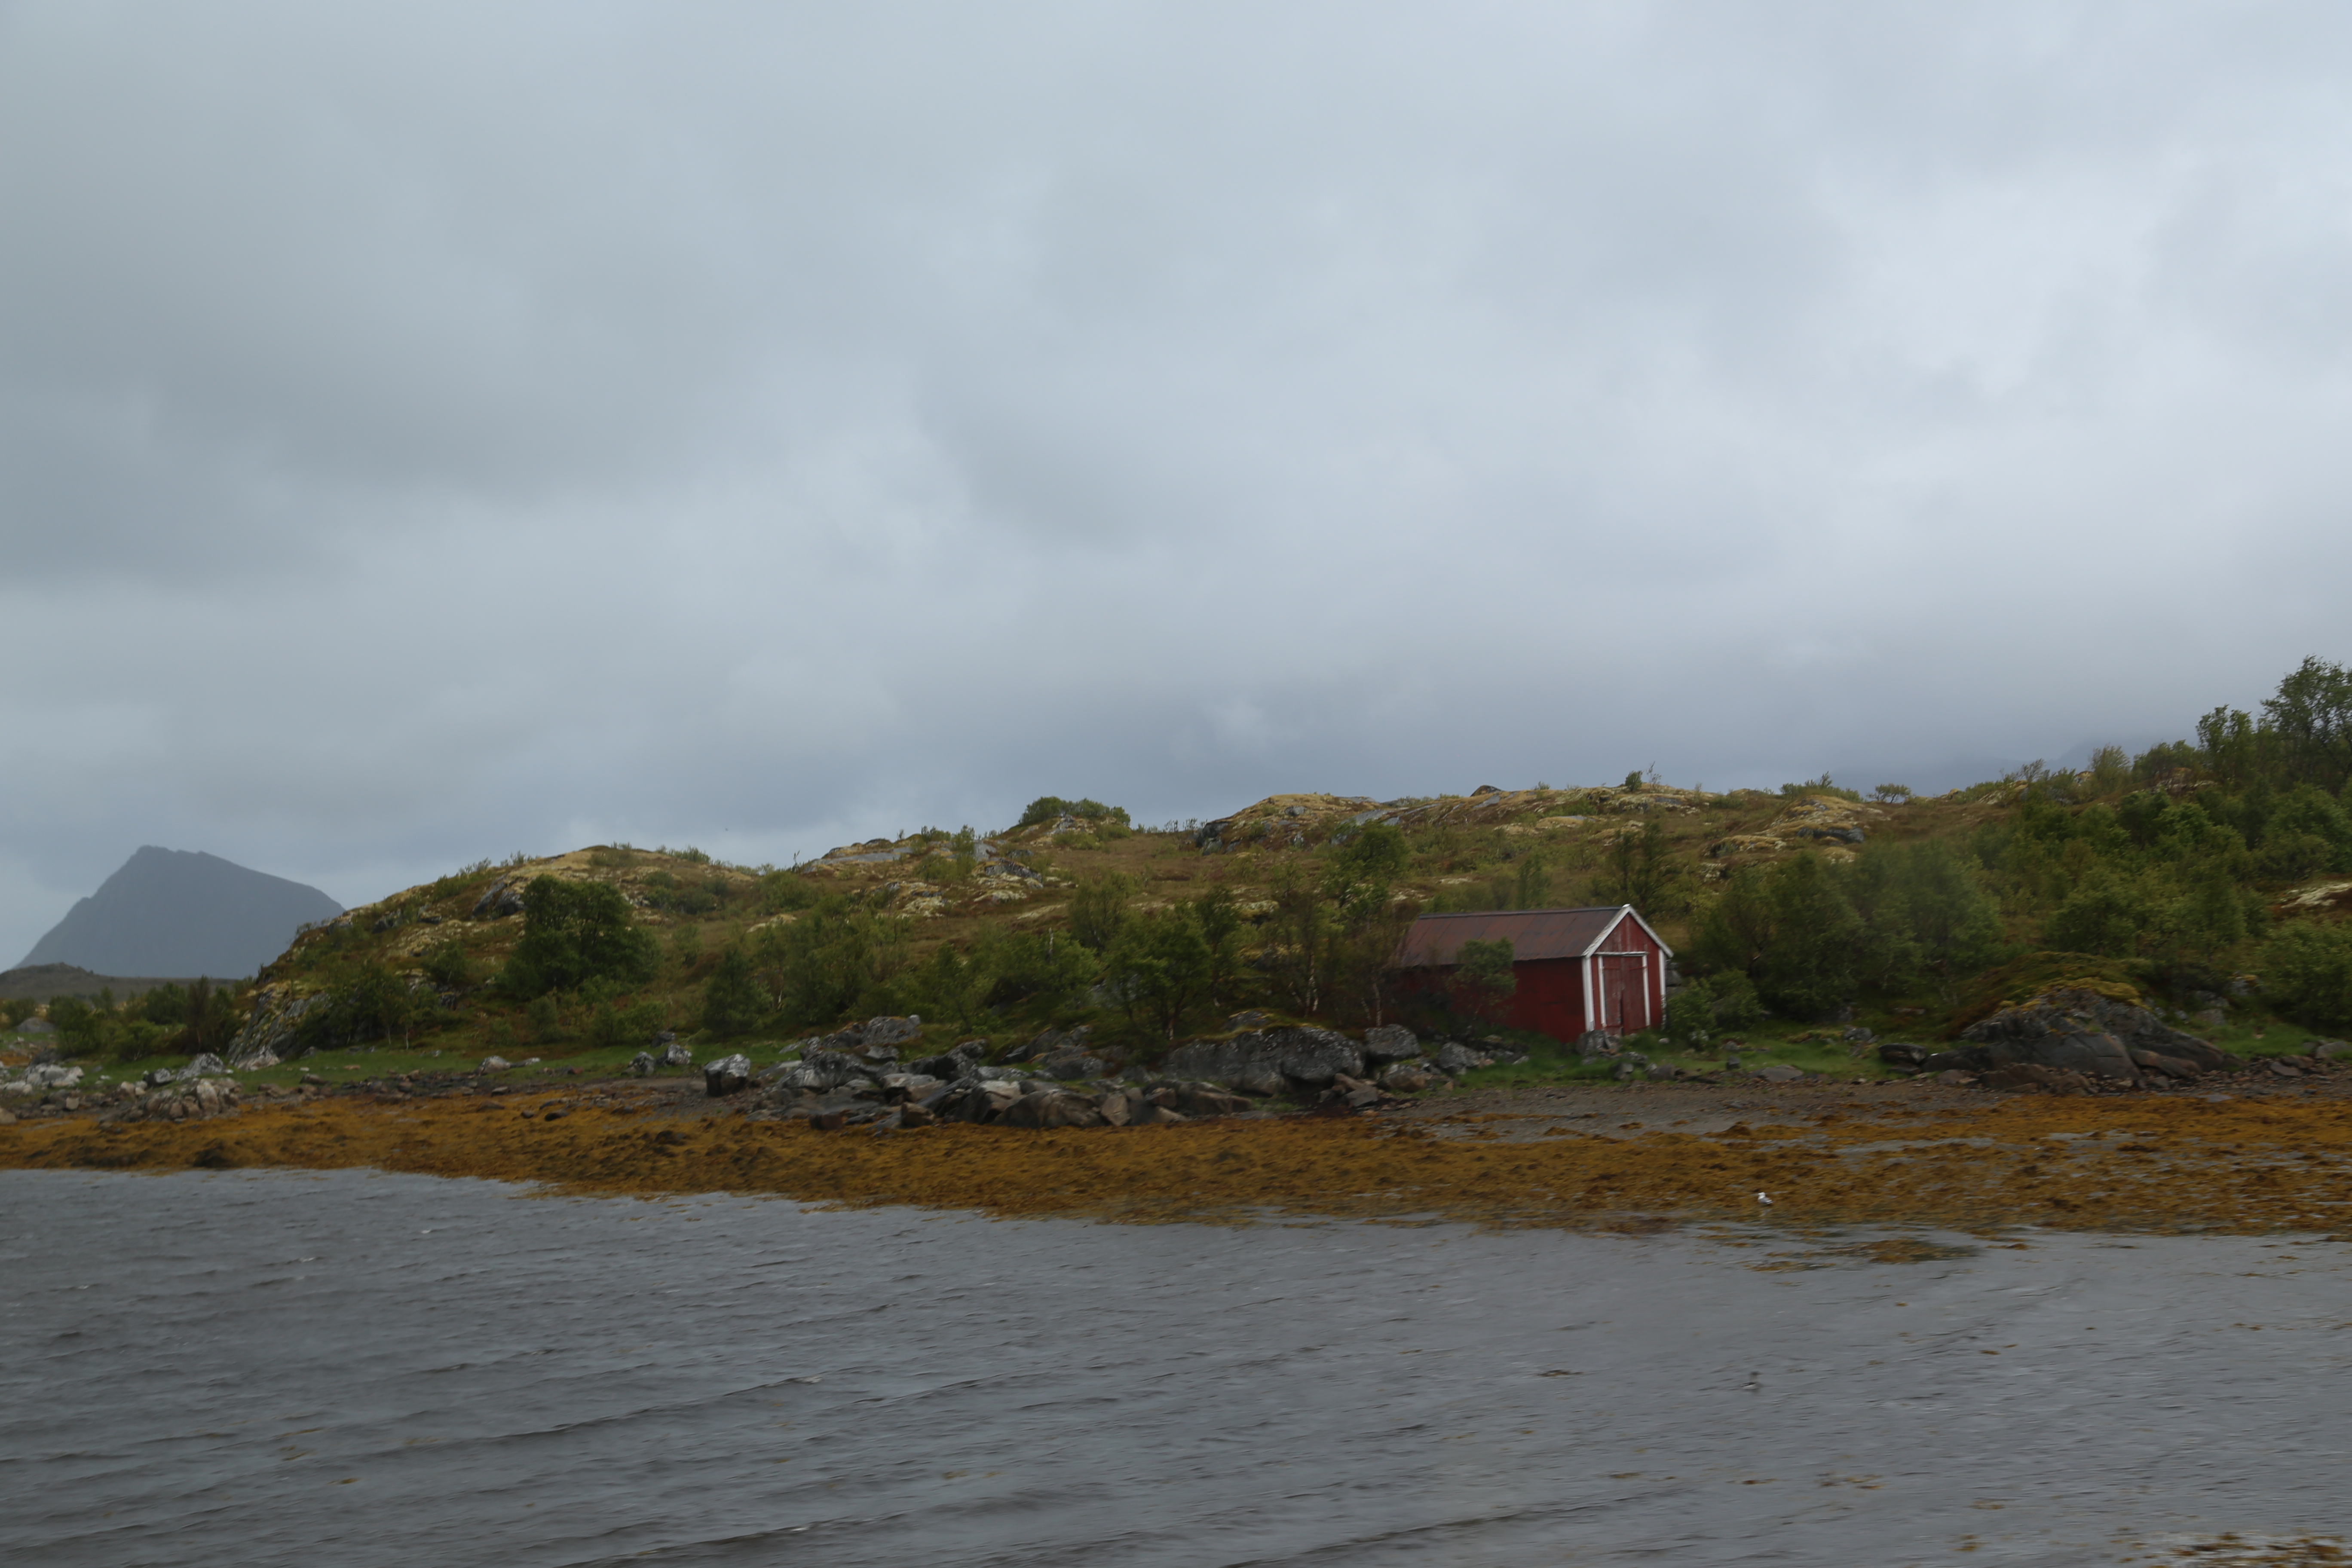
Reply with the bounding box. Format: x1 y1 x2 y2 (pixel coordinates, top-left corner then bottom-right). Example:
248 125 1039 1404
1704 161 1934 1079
17 847 342 978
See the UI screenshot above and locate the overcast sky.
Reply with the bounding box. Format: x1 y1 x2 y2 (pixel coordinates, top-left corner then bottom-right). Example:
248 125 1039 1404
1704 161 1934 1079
5 1 2351 956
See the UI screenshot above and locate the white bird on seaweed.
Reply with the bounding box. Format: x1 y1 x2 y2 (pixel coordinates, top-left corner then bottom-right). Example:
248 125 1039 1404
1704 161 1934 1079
1755 1192 1773 1206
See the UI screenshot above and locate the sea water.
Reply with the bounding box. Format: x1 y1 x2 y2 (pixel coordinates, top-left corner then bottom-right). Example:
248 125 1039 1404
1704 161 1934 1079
1 1168 2344 1565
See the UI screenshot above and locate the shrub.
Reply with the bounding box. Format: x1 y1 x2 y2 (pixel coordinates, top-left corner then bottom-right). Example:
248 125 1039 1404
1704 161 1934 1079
587 994 667 1051
2043 871 2147 959
501 877 658 999
141 983 190 1027
2263 922 2352 1029
1708 969 1766 1029
0 997 36 1028
974 928 1099 1018
1663 979 1715 1047
47 996 102 1057
295 964 436 1050
421 938 477 990
759 870 821 913
526 993 568 1042
1016 796 1129 829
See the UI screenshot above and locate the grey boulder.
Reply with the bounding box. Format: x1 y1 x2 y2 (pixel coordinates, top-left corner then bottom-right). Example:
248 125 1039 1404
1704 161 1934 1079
1377 1060 1436 1093
1147 1081 1255 1118
1929 988 2233 1085
704 1054 754 1096
1433 1041 1492 1075
1164 1026 1363 1090
1361 1024 1421 1067
996 1091 1107 1130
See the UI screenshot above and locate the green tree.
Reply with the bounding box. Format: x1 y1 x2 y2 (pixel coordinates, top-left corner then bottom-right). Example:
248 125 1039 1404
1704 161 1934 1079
700 945 765 1037
1264 860 1337 1015
1452 937 1517 1025
912 940 994 1035
1193 885 1246 1008
1757 854 1865 1019
2262 655 2352 792
501 877 658 999
1598 821 1678 913
1105 906 1216 1040
973 927 1099 1017
752 895 912 1026
1068 871 1139 953
2043 869 2147 959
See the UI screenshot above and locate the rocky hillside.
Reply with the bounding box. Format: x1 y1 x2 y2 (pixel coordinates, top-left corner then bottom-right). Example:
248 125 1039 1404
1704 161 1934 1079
186 756 2337 1077
31 653 2352 1079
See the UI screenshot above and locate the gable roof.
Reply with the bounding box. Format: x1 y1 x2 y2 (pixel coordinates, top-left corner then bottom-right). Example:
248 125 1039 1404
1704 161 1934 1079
1391 906 1673 968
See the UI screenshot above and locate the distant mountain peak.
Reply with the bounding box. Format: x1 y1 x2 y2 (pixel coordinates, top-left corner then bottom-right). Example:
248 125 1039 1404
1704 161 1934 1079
18 848 342 978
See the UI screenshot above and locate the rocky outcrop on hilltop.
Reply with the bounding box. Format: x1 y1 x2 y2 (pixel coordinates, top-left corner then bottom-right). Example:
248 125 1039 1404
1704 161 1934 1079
1709 794 1884 861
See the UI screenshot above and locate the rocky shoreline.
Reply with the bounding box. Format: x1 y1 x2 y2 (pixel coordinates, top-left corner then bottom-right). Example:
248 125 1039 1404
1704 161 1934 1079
3 1041 2348 1237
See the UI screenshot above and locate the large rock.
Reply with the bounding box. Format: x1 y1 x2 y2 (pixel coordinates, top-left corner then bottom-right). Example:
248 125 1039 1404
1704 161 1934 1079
704 1054 753 1096
804 1016 922 1054
1378 1060 1436 1093
176 1053 230 1081
472 877 527 919
1025 1024 1093 1060
931 1077 1025 1124
771 1049 879 1093
912 1040 987 1080
1361 1025 1420 1067
1930 989 2234 1085
226 986 328 1067
1433 1041 1493 1075
1148 1081 1255 1118
1163 1026 1362 1091
996 1090 1108 1130
658 1036 695 1069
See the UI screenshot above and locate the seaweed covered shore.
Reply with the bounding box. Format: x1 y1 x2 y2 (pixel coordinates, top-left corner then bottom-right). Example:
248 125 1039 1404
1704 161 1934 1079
5 1073 2348 1237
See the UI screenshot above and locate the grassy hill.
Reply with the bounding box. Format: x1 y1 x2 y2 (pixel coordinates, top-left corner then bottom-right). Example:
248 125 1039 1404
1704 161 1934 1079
18 661 2352 1084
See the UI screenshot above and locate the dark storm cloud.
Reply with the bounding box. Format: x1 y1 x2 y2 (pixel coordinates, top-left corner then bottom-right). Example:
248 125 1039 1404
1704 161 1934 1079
6 0 2352 951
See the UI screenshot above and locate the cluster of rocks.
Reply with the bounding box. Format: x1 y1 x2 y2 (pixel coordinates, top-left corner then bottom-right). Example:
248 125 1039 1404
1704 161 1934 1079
696 1017 1465 1131
2 1060 86 1116
99 1075 245 1125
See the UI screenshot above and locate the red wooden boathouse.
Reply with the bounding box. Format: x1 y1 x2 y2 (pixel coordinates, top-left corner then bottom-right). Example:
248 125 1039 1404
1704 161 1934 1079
1391 906 1673 1041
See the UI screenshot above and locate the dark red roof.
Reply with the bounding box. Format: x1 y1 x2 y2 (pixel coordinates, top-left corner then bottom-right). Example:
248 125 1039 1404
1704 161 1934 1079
1392 906 1666 968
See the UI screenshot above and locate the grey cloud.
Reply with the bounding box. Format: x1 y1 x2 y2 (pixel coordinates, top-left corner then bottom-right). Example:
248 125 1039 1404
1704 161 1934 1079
5 2 2352 955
